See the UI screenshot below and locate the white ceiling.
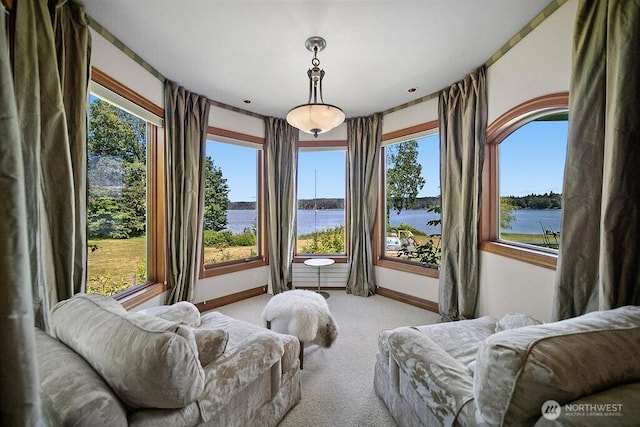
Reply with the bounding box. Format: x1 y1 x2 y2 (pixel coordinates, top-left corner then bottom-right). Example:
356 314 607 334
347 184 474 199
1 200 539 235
83 0 553 118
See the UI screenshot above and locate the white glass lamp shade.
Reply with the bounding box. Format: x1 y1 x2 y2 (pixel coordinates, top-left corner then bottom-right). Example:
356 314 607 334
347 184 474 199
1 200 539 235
286 103 345 137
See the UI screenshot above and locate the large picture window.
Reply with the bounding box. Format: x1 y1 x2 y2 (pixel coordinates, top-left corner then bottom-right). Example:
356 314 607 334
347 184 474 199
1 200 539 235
383 133 441 267
87 95 149 296
296 149 347 255
202 139 261 267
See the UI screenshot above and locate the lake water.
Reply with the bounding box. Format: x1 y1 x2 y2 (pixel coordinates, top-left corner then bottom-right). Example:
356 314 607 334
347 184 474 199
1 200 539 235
225 209 562 236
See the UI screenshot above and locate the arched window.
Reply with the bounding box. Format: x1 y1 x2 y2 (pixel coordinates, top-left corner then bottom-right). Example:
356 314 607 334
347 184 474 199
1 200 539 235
481 93 568 269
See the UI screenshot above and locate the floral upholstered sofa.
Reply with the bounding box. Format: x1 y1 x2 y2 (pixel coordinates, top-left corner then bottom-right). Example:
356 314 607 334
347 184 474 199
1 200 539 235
36 293 301 426
374 306 640 426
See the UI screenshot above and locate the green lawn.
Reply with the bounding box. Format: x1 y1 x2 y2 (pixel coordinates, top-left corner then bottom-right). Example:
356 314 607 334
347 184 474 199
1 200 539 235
501 232 559 249
88 236 146 295
87 231 557 296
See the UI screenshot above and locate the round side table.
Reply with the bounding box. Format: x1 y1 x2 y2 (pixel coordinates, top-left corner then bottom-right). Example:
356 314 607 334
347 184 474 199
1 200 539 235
303 258 335 299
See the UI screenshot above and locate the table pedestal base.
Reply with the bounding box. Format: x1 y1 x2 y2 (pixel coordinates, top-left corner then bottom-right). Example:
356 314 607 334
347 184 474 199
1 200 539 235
316 290 330 299
304 258 335 300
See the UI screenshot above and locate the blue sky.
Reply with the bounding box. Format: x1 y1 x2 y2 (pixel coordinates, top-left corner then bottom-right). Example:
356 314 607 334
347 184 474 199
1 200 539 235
206 139 438 202
93 92 567 203
298 150 346 200
414 134 440 197
205 135 442 202
499 120 568 196
207 119 567 202
206 142 257 202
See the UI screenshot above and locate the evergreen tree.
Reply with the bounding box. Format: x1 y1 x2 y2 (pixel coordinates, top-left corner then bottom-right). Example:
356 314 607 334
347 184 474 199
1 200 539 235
203 157 230 231
87 99 147 239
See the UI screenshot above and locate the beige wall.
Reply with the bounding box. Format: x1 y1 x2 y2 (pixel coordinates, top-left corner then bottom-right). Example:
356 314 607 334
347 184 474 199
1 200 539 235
91 29 270 303
375 266 439 302
90 29 164 109
477 252 556 322
487 0 577 124
90 0 577 316
383 99 439 134
475 0 576 321
373 0 577 321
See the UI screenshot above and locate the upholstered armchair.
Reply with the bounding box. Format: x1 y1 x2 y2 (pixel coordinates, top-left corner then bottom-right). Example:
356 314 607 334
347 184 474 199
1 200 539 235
36 294 301 426
375 307 640 426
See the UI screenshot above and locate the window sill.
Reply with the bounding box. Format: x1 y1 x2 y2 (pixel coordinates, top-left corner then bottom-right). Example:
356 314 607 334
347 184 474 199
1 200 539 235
116 282 167 311
293 255 349 263
479 241 557 270
375 257 440 278
201 257 267 278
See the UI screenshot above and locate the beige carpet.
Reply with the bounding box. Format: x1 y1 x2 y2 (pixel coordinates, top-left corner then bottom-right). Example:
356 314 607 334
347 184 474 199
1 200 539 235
214 290 441 426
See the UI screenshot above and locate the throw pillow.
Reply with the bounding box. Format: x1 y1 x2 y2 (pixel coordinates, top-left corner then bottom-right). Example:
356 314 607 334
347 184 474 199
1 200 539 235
192 328 229 366
475 306 640 426
50 293 205 409
137 301 201 327
495 313 541 333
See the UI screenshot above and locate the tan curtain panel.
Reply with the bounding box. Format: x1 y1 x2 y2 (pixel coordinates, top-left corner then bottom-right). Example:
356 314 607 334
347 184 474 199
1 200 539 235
164 81 210 303
346 113 383 297
438 67 487 321
2 0 90 422
13 0 90 328
52 0 91 297
553 0 640 320
0 4 43 424
264 117 298 294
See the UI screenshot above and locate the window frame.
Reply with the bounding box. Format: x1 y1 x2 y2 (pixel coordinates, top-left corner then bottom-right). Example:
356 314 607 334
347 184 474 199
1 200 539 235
480 92 569 270
200 127 268 278
89 67 167 308
374 121 440 278
293 140 350 263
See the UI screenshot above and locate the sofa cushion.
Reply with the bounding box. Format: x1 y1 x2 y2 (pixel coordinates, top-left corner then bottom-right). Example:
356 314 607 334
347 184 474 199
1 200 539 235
137 302 226 365
415 316 497 368
50 294 205 409
137 301 201 327
495 313 542 332
386 327 475 426
35 328 128 426
474 306 640 426
193 328 229 366
378 317 496 379
200 311 300 372
533 382 640 426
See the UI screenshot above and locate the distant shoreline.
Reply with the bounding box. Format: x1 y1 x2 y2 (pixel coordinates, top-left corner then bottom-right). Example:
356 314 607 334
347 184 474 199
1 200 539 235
225 207 561 236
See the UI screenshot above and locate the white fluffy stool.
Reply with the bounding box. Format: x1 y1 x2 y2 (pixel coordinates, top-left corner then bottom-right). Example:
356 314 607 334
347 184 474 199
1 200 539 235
261 289 338 369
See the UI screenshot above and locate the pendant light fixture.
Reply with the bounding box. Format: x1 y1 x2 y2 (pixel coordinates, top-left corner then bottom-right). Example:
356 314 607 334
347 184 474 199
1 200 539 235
286 36 345 138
